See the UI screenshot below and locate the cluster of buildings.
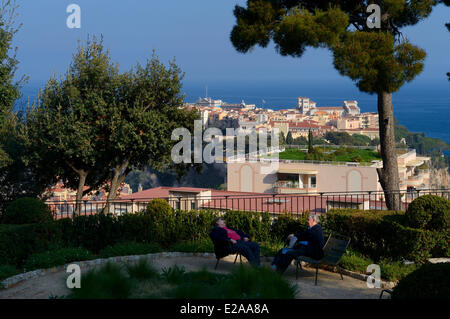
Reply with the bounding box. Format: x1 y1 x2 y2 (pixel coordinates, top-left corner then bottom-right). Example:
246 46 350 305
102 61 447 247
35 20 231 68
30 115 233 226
184 95 380 140
43 95 432 216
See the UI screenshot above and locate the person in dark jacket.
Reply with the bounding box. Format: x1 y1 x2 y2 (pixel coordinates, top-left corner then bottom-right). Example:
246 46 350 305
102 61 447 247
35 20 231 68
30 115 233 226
209 217 260 267
271 214 325 273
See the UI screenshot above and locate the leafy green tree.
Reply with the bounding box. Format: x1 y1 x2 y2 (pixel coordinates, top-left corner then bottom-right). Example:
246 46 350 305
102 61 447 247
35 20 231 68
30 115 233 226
25 38 117 215
230 0 436 209
0 1 42 213
100 52 198 202
25 38 198 215
0 0 24 168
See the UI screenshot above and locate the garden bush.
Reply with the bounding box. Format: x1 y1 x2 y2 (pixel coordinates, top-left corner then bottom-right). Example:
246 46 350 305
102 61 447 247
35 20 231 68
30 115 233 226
24 247 94 271
223 210 272 242
391 263 450 299
0 222 64 267
69 262 133 299
170 265 296 299
1 197 53 225
174 209 218 242
378 260 418 282
69 214 121 253
404 195 450 231
144 199 177 246
0 264 19 281
322 209 449 263
270 212 308 242
99 242 163 258
145 198 172 216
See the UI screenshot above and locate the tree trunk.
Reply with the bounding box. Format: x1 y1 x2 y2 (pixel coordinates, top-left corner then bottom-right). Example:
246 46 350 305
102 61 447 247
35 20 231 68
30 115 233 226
105 160 130 214
75 170 88 217
376 91 401 210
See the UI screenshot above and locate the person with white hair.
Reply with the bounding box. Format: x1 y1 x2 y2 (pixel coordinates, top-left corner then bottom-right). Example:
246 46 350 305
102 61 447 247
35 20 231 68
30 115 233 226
271 214 325 273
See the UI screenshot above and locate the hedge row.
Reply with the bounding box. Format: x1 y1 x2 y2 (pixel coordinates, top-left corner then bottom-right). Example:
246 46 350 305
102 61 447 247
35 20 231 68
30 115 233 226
0 210 308 268
322 209 449 263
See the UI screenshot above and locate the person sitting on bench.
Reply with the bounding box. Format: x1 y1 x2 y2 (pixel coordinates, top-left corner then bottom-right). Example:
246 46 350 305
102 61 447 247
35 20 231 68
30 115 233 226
271 214 325 273
210 217 260 267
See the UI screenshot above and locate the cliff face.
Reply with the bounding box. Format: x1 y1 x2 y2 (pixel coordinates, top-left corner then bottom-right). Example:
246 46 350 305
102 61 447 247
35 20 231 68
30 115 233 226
430 168 450 189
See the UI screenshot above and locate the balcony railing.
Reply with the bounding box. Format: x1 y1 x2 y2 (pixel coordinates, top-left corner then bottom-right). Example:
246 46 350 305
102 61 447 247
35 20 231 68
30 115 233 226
44 189 450 220
273 181 317 189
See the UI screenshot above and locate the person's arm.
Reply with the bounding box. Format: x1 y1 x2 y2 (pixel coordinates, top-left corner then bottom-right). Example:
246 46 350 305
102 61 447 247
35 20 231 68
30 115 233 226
233 228 249 241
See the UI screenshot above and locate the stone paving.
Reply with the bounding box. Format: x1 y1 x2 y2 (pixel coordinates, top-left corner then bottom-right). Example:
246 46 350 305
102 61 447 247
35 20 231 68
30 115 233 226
0 254 384 299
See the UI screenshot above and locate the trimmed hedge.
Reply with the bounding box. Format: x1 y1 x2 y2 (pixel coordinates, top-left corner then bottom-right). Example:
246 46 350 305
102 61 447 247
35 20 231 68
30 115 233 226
0 210 305 269
0 222 64 268
322 209 450 263
405 195 450 231
392 263 450 299
99 242 163 258
1 197 53 225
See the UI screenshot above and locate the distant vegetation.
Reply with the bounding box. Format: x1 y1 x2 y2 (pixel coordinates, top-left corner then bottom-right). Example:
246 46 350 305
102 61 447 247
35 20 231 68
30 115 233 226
394 122 450 172
277 147 381 163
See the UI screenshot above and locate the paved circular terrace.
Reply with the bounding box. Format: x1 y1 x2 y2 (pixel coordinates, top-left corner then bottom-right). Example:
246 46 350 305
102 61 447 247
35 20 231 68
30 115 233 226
0 254 386 299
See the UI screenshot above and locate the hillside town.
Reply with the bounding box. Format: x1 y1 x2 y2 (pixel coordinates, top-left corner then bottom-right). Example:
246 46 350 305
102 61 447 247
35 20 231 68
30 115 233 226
184 96 380 140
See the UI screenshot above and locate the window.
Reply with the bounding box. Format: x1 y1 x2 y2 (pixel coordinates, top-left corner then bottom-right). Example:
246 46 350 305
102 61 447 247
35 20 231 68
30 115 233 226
310 176 317 188
191 201 196 210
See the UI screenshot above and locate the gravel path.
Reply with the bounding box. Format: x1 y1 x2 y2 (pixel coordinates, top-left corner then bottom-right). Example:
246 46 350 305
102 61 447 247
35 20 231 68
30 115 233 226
0 255 383 299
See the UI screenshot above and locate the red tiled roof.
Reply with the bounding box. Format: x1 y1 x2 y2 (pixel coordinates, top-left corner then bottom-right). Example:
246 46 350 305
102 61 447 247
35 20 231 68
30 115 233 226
317 107 343 110
119 186 264 201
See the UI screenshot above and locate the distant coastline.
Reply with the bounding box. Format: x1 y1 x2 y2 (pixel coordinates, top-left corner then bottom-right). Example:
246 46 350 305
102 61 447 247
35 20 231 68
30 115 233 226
15 81 450 145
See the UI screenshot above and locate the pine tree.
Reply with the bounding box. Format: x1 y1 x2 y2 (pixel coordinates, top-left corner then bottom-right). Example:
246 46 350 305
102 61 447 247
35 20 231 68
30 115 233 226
230 0 441 209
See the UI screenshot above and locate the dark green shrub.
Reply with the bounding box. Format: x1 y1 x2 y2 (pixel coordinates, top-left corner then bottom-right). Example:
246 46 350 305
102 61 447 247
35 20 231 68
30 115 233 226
2 197 53 224
70 214 121 253
126 259 160 280
170 269 229 299
117 213 153 243
69 262 133 299
144 199 176 246
146 198 172 215
323 209 449 263
0 264 19 281
24 247 93 271
0 222 63 267
405 195 450 231
161 265 186 284
392 263 450 299
99 242 163 258
174 209 217 242
270 213 308 242
223 210 272 242
222 265 297 299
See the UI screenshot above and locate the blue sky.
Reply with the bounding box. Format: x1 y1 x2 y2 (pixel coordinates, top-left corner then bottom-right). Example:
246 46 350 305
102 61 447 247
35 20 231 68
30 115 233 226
11 1 450 103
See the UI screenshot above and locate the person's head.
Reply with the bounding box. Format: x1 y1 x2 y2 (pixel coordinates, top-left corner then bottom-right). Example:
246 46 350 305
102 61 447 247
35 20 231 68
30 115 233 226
214 217 226 228
307 214 320 228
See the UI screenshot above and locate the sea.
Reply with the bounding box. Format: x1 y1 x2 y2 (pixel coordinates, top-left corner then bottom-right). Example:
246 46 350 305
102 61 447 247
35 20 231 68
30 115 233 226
14 80 450 154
